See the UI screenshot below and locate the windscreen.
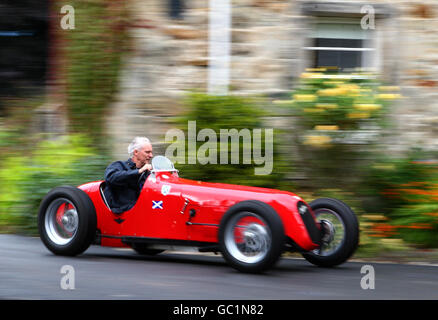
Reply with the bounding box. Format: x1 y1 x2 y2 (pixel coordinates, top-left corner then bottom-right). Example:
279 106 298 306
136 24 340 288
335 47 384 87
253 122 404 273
151 155 176 172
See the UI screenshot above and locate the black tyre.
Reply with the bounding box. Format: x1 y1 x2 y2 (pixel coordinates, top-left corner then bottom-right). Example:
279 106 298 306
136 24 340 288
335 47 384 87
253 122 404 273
218 200 285 273
302 198 359 267
38 186 97 256
131 243 165 256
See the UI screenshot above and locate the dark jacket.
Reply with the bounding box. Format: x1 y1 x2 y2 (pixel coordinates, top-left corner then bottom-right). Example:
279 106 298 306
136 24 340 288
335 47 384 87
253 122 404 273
103 158 149 214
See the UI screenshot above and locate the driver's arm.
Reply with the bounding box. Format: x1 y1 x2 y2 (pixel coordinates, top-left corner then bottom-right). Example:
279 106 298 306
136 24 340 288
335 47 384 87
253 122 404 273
105 162 140 187
139 163 152 174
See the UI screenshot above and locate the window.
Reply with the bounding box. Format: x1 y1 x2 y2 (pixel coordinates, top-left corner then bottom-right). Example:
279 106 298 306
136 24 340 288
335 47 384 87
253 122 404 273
168 0 184 20
304 19 377 71
0 2 48 98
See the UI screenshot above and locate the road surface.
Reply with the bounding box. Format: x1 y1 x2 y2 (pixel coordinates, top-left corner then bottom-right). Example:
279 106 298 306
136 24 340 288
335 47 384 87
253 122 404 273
1 234 437 300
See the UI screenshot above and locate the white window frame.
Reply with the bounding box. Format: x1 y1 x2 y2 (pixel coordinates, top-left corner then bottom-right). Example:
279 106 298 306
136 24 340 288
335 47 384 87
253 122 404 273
303 17 380 72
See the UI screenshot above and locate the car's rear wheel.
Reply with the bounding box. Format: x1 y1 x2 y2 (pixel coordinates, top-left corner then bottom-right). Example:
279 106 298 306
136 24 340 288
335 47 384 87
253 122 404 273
219 200 285 273
38 186 97 256
302 198 359 267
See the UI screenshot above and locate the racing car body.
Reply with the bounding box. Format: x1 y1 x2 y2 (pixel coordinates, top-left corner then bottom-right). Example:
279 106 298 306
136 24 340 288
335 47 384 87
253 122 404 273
38 156 359 273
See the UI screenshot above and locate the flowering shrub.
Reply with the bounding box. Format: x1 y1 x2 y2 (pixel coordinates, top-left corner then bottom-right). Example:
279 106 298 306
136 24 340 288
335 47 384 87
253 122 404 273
286 69 401 148
385 161 438 248
274 69 401 189
360 154 438 248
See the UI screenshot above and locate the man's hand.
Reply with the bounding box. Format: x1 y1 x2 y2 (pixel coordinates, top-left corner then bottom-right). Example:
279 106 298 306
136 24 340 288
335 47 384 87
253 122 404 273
139 163 152 174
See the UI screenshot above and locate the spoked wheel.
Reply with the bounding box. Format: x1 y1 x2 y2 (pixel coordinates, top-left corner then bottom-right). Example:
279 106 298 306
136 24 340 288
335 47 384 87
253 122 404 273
45 198 79 246
224 212 271 264
38 186 97 256
219 200 284 273
302 198 359 267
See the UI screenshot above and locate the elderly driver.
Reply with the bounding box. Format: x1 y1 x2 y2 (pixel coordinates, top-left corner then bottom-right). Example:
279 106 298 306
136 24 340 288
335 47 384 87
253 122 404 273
103 137 153 214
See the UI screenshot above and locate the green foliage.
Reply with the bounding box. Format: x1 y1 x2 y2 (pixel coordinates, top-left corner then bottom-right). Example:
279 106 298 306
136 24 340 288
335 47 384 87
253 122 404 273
391 203 438 248
0 127 16 148
358 150 438 248
289 70 397 134
63 0 130 144
278 70 400 189
169 92 289 189
359 149 434 215
0 134 109 234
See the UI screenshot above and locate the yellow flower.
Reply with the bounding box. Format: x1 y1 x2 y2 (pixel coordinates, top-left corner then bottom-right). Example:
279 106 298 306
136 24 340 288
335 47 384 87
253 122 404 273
303 135 332 147
348 112 370 119
314 125 339 131
354 104 382 111
372 164 396 170
376 93 402 100
303 108 325 113
338 84 360 95
305 67 327 72
315 103 338 109
340 84 360 90
324 81 344 86
363 214 388 221
293 94 317 102
378 86 400 91
318 88 347 96
317 89 332 96
272 100 294 105
300 73 321 79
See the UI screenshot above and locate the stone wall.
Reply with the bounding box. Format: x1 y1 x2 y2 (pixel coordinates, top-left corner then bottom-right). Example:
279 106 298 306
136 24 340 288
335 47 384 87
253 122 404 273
393 1 438 151
106 0 438 159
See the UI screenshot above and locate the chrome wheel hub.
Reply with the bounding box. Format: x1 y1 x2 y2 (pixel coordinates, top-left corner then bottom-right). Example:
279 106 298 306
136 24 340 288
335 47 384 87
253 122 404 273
224 213 271 264
312 208 346 256
243 224 269 253
44 198 79 246
320 219 335 244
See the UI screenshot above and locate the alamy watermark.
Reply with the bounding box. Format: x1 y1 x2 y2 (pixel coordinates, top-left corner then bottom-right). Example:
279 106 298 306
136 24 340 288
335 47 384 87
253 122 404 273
164 121 274 175
361 5 375 30
60 5 75 30
60 265 75 290
360 265 375 290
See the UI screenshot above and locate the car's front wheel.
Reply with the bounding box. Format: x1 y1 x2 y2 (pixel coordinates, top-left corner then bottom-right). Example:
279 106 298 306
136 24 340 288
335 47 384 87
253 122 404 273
38 186 97 256
302 198 359 267
219 200 285 273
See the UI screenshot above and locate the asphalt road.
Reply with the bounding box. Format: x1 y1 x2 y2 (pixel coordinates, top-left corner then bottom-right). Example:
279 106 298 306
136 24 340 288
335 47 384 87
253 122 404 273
1 234 437 300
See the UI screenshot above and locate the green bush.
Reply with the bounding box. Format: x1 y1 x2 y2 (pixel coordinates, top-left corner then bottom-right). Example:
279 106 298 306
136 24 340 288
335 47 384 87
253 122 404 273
358 150 434 215
391 203 438 248
358 150 438 248
0 134 109 234
168 92 289 189
290 70 396 137
277 69 400 189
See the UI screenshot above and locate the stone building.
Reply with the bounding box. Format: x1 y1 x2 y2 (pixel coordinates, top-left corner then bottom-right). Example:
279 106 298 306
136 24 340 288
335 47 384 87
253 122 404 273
106 0 438 158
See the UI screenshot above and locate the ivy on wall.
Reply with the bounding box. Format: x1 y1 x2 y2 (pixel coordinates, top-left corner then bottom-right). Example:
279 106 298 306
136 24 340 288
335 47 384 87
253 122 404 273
61 0 130 145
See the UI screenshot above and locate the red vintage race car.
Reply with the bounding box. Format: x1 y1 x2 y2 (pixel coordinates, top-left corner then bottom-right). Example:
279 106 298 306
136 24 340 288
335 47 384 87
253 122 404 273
38 156 359 273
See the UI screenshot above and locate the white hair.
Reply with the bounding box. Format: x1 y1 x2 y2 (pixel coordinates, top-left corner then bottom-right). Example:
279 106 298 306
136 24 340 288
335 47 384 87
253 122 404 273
128 136 151 157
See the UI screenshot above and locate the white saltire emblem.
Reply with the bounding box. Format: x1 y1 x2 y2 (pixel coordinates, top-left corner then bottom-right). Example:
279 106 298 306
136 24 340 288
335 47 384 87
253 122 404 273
161 185 171 196
152 200 163 209
299 205 307 215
